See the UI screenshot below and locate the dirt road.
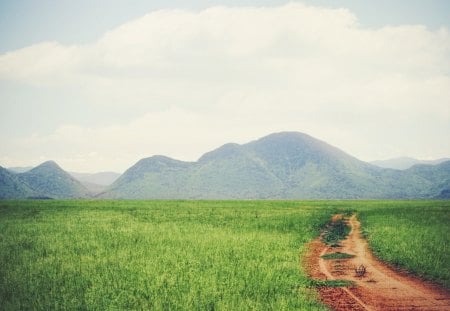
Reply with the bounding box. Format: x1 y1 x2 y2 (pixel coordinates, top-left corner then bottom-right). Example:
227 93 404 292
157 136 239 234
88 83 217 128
305 215 450 311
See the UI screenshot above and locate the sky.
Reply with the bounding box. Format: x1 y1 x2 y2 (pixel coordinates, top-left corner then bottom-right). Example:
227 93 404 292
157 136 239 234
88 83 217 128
1 1 449 173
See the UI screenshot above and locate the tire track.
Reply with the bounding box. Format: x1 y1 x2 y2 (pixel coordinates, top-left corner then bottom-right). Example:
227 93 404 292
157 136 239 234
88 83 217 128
305 214 450 311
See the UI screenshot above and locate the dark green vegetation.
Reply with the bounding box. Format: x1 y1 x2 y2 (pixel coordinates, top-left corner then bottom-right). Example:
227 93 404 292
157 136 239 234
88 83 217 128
321 252 355 260
308 279 355 287
0 200 448 310
103 132 450 199
2 132 450 199
321 217 351 246
0 161 89 199
357 201 450 288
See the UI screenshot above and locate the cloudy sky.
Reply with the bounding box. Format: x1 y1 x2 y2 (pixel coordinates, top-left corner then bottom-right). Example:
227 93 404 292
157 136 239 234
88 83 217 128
1 0 449 173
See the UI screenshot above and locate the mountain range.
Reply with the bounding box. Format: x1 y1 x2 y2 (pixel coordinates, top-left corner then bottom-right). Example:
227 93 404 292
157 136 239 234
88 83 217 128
370 157 450 170
1 132 450 199
1 161 90 199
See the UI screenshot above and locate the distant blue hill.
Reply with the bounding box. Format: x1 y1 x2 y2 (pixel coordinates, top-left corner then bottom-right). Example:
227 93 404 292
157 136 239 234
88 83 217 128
371 157 450 170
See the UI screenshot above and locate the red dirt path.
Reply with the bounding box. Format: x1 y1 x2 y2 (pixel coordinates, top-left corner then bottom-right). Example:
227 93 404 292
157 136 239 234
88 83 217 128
305 215 450 311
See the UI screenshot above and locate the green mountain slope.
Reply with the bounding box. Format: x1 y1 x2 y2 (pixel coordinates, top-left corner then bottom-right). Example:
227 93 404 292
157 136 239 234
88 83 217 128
407 161 450 198
18 161 91 199
0 166 35 199
102 132 450 199
104 156 193 199
191 143 284 199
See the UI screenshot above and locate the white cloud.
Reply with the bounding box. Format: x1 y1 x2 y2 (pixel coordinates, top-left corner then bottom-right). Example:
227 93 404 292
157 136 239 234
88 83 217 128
0 3 449 171
0 42 82 85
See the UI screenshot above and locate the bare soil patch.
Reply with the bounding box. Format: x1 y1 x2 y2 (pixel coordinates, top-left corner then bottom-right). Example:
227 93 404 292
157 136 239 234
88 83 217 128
305 215 450 310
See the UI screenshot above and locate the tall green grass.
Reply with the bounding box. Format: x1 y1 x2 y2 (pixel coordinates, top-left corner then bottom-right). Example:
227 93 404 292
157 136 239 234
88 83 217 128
0 200 335 310
355 200 450 288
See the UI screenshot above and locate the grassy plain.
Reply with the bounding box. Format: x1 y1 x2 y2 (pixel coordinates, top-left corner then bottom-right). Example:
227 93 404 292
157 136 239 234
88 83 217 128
0 200 448 310
0 200 336 310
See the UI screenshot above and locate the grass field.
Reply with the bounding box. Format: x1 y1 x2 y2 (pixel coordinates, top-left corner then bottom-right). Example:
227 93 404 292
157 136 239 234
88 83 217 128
0 200 448 310
0 200 337 310
356 201 450 288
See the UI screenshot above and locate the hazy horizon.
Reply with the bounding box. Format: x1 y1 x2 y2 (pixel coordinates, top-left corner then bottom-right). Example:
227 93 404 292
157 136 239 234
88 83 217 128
1 1 449 173
3 131 450 174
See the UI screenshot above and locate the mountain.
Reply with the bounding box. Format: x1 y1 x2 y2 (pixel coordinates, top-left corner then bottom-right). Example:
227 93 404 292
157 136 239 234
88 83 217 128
406 161 450 199
103 156 194 199
0 166 35 199
101 132 450 199
17 161 91 199
371 157 450 170
2 132 449 200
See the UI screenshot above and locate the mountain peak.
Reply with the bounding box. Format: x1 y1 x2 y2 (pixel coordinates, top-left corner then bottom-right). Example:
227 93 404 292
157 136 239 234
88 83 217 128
135 155 190 168
255 131 336 149
246 131 356 166
111 155 191 186
17 160 90 199
32 160 62 172
259 131 310 140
